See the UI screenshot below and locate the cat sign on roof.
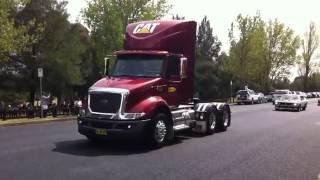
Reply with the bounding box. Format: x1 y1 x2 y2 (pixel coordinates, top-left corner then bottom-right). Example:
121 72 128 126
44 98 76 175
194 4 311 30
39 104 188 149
133 22 160 34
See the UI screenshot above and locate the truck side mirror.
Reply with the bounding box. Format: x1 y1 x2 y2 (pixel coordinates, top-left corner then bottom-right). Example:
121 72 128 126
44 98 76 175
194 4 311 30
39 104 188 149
180 57 187 78
104 57 110 76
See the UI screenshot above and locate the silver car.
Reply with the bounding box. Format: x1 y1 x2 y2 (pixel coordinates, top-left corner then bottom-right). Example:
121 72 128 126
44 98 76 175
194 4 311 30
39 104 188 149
274 94 308 112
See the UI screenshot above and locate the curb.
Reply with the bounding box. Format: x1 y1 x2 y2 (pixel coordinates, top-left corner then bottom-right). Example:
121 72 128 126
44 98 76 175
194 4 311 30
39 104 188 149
0 116 77 127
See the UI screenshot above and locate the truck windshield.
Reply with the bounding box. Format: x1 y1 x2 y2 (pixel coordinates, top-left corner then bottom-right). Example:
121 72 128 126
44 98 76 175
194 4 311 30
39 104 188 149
112 56 164 77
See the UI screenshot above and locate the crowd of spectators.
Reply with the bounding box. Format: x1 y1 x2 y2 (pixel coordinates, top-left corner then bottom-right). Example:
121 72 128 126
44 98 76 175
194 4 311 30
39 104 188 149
0 98 86 121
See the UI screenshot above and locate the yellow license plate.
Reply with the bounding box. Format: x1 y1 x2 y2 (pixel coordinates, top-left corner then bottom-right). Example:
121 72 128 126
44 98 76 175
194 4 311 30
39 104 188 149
95 128 107 136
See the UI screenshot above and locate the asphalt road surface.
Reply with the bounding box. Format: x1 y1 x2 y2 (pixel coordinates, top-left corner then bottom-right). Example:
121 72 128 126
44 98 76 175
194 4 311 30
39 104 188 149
1 99 320 180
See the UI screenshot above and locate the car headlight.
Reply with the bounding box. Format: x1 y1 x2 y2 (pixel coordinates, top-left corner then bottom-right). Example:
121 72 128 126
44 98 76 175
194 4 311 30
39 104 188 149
120 113 146 120
293 103 297 106
275 102 279 105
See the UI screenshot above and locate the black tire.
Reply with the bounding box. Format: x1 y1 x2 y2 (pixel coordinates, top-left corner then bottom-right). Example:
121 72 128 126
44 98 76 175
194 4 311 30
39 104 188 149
251 99 254 104
296 106 301 112
303 105 307 111
205 107 218 135
217 106 231 131
147 113 172 148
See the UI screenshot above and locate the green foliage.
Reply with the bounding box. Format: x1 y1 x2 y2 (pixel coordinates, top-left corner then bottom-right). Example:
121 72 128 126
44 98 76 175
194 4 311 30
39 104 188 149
82 0 171 75
195 16 232 100
228 14 300 92
0 0 34 61
0 0 94 102
301 22 319 91
196 16 221 60
266 19 300 81
172 14 185 20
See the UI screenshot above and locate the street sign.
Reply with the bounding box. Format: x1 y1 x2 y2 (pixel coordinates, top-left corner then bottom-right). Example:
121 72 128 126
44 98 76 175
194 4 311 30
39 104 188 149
38 68 43 78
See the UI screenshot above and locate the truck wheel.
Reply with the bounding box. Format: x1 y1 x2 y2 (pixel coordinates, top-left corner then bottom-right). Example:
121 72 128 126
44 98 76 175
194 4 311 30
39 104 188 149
206 108 218 135
147 113 171 148
218 107 231 131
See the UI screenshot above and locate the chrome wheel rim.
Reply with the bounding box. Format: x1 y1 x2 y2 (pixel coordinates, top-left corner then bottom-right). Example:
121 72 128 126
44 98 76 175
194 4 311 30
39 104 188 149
155 120 166 143
209 113 216 130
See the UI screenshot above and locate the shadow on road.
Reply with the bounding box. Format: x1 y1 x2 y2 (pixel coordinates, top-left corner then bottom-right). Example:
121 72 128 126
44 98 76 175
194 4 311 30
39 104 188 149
52 130 221 157
52 139 154 156
52 136 188 156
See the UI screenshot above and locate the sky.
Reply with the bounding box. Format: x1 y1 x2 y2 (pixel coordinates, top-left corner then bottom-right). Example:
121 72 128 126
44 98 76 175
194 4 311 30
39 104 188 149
66 0 320 79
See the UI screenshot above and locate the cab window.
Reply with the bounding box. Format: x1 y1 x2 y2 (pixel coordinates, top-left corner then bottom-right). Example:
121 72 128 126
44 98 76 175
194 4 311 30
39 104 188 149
167 56 180 77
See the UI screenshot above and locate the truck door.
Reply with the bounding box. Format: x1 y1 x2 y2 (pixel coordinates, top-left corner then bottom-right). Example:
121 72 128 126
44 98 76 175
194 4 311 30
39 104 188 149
165 55 182 106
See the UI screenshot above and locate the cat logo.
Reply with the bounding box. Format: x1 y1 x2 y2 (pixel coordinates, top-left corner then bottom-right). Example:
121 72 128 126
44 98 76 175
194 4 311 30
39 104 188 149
133 23 160 34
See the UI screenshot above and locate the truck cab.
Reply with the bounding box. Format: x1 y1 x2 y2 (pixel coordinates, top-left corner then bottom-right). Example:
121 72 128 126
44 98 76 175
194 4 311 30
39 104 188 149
78 20 231 147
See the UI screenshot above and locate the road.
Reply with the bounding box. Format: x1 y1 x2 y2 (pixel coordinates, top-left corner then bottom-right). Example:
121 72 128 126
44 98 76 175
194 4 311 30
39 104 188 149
0 99 320 180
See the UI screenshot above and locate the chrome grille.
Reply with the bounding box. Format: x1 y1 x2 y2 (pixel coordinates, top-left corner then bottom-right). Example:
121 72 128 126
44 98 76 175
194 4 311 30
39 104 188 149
89 92 122 114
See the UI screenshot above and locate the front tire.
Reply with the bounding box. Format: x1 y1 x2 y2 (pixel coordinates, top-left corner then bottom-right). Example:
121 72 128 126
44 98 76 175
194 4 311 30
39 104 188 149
147 113 172 148
303 104 307 111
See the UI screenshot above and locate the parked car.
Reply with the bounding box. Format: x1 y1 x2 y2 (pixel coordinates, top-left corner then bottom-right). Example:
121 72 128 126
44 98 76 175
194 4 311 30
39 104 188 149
236 89 260 104
307 92 312 98
257 92 268 103
274 94 308 112
264 92 274 102
311 92 318 98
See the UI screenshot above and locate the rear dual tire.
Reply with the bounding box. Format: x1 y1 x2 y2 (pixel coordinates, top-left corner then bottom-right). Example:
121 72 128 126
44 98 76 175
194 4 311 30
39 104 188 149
206 106 231 135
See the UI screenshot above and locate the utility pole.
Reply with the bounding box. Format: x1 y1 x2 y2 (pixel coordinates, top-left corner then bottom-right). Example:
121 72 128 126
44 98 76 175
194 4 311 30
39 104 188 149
230 80 233 103
38 68 43 118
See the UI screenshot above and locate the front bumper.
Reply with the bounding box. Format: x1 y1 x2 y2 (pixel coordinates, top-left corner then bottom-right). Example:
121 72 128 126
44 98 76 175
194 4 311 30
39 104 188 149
275 105 298 110
78 117 152 139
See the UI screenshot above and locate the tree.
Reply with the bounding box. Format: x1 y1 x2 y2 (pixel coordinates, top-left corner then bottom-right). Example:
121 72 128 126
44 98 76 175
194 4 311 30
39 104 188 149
195 16 226 100
8 0 93 102
265 20 300 83
172 14 185 20
196 16 221 60
0 0 34 62
301 22 319 91
228 14 266 89
82 0 171 74
228 14 300 92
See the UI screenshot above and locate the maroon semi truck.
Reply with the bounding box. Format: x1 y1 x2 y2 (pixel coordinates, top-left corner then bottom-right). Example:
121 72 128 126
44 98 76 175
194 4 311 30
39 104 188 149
78 20 231 147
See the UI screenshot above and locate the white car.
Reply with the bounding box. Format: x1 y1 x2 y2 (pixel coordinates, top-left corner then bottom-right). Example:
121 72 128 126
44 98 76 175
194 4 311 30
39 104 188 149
236 89 260 104
274 94 308 112
272 89 292 104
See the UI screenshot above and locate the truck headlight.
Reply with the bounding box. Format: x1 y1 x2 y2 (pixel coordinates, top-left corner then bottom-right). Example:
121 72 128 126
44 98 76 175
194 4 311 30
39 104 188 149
121 113 146 120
